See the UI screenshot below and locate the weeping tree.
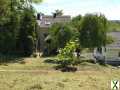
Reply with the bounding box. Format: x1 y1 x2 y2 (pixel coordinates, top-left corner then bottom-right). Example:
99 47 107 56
79 14 108 52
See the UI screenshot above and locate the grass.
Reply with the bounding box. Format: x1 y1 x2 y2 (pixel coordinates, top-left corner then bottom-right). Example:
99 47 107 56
0 57 56 70
0 57 120 90
0 66 120 90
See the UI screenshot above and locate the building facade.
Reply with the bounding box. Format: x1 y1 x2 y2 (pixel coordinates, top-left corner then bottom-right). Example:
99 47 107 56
107 32 120 49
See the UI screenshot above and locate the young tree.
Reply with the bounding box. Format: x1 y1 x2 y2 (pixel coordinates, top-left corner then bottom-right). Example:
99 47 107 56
57 40 79 67
47 23 75 55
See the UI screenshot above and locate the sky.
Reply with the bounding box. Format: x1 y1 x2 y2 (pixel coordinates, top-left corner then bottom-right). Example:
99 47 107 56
33 0 120 20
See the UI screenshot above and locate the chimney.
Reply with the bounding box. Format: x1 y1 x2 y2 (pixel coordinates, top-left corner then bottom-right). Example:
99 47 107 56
37 13 40 20
37 13 43 20
53 13 57 18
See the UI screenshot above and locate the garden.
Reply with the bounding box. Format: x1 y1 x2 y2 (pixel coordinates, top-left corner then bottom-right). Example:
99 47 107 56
0 0 120 90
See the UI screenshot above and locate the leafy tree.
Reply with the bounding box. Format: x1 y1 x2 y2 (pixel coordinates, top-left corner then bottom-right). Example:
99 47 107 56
70 15 82 42
71 15 82 30
48 23 74 54
79 14 108 50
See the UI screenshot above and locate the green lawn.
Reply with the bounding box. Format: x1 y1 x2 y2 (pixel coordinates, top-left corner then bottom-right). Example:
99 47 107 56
0 57 56 70
0 57 120 90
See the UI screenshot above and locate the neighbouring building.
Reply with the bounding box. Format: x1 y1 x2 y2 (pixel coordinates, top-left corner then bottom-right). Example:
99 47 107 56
107 31 120 49
36 14 71 51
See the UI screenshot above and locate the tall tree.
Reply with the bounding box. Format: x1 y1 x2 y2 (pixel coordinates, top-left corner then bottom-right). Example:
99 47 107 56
0 0 18 54
0 0 42 55
18 8 37 56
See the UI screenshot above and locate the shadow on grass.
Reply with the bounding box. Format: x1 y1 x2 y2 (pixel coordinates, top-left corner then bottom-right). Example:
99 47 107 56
44 57 113 71
55 65 77 72
0 54 26 65
44 58 58 64
44 58 95 64
44 58 78 72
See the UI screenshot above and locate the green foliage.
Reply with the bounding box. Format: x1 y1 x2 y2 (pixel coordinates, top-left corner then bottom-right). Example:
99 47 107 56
79 14 108 48
48 23 75 53
32 0 43 3
17 8 36 56
71 15 82 40
71 15 82 30
57 40 79 67
0 0 21 54
0 0 41 55
0 0 11 24
15 0 42 9
24 36 35 56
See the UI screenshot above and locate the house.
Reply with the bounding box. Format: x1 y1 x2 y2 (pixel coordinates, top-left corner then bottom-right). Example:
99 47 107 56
105 31 120 58
107 31 120 49
36 14 71 51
